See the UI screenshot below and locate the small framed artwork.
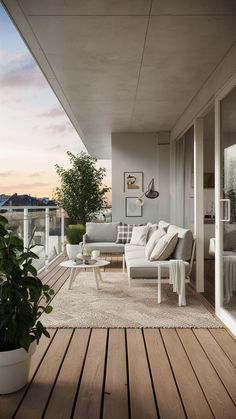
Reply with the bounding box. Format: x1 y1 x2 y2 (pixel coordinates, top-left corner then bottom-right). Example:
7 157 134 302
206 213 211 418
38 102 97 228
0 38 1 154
124 171 143 193
125 197 143 217
204 173 214 188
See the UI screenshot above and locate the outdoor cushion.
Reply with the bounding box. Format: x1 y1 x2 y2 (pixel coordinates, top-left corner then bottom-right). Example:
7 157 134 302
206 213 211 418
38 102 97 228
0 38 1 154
116 224 141 244
158 220 170 231
130 225 149 246
85 242 124 254
146 222 158 240
86 222 119 243
168 225 193 261
126 257 190 279
150 231 178 261
145 228 166 259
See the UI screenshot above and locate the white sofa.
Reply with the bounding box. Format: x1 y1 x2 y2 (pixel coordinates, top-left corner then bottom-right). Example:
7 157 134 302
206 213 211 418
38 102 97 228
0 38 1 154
83 222 124 254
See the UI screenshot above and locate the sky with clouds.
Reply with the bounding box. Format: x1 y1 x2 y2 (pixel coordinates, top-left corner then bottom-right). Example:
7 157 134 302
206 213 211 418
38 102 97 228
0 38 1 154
0 5 111 200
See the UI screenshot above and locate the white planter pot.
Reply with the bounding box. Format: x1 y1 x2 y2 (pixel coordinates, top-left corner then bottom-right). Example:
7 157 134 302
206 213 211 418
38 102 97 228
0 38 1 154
66 243 82 260
0 340 37 394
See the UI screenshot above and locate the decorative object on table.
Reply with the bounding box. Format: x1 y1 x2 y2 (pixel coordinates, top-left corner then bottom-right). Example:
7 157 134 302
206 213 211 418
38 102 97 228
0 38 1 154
66 224 85 260
125 197 143 217
91 250 100 259
136 178 159 207
84 259 97 265
0 215 54 394
124 172 143 193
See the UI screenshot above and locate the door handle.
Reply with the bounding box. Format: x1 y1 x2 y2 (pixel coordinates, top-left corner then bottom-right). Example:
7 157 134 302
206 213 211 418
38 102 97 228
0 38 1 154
220 199 231 222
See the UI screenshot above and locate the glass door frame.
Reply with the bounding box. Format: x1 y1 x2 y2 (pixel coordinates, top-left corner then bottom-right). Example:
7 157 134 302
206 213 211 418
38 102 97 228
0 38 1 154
215 75 236 335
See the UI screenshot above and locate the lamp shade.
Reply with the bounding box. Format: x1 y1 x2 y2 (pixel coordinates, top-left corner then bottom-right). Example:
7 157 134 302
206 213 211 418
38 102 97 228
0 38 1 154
145 179 159 199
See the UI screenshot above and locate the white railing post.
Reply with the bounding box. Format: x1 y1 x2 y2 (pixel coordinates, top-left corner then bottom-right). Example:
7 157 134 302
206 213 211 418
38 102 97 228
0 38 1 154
23 208 29 250
60 208 65 253
45 207 49 270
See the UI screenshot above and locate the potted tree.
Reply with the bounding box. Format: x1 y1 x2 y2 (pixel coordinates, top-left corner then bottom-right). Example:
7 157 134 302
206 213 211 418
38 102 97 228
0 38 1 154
0 215 54 394
66 224 85 260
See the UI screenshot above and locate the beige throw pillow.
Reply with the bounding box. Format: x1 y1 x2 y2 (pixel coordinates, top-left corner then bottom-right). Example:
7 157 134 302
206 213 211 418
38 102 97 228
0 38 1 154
130 225 149 246
150 231 178 261
146 222 158 241
145 228 166 259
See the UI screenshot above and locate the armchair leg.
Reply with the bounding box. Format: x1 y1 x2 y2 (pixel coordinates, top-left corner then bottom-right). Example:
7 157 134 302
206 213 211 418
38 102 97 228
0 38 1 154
157 264 161 304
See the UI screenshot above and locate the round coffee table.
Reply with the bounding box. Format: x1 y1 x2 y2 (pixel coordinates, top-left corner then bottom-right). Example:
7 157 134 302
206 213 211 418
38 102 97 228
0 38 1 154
60 259 110 290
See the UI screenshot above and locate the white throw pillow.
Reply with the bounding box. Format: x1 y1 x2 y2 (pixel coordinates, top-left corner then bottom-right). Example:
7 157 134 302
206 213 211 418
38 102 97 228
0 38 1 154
150 231 178 261
145 228 166 259
146 222 158 241
130 225 149 246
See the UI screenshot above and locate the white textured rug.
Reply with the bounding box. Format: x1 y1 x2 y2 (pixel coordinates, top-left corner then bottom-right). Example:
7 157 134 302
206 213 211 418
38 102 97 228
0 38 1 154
41 272 222 328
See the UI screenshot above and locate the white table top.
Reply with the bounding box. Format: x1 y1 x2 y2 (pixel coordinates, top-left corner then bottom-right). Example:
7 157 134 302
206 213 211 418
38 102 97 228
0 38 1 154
60 259 110 269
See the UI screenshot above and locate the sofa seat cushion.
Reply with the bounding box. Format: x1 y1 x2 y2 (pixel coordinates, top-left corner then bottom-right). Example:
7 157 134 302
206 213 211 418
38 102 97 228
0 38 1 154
125 244 141 254
125 248 146 259
86 242 124 254
126 257 190 279
86 222 119 243
168 225 193 261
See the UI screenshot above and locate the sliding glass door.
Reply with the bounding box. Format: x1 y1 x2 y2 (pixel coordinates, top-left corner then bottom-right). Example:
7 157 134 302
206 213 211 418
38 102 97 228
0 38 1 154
215 84 236 334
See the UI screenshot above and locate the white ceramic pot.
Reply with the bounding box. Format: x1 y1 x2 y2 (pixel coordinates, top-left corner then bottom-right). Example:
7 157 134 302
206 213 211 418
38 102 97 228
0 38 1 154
0 340 37 394
66 243 82 260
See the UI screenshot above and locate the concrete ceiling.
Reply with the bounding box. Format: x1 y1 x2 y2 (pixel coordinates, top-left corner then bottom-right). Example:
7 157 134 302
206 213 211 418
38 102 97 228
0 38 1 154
3 0 236 158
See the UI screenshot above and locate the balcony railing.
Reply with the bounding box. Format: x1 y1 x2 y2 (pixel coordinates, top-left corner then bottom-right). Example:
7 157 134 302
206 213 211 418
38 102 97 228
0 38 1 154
0 206 65 272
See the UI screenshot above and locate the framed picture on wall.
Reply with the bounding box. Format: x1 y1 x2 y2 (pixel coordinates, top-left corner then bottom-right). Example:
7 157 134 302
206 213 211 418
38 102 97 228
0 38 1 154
124 172 143 193
125 197 143 217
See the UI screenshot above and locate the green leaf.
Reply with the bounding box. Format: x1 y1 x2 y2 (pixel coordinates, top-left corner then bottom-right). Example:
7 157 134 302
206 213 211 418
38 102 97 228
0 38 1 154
44 305 53 314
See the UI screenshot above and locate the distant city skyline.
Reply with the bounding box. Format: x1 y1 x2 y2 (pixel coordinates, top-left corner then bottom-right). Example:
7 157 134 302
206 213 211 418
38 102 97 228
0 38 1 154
0 5 111 200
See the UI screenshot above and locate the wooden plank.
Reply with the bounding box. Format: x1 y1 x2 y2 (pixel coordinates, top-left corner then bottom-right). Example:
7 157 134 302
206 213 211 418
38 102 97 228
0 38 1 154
73 329 107 419
161 329 213 419
39 254 66 280
0 330 56 419
47 268 70 295
126 329 157 419
44 329 90 419
41 260 66 285
144 329 185 419
103 329 129 419
177 329 236 419
210 329 236 368
15 329 73 419
194 329 236 404
40 269 70 309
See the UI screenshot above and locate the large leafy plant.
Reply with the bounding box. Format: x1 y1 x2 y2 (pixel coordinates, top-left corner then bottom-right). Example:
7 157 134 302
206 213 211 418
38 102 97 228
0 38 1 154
55 151 110 224
0 215 54 352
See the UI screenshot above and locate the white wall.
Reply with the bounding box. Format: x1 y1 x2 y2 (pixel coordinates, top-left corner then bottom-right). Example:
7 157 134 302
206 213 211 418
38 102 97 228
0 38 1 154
112 133 170 223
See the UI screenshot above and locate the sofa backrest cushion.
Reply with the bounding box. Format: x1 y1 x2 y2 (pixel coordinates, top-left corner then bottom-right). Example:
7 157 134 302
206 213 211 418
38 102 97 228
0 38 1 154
158 220 170 231
168 225 193 261
86 222 119 243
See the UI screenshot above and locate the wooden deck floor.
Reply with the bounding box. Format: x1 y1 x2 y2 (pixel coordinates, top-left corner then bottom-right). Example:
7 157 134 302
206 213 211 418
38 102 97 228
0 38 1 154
1 256 236 419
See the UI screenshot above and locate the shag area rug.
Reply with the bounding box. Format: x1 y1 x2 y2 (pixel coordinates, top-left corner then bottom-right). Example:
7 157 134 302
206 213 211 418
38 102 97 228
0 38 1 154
41 272 222 328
